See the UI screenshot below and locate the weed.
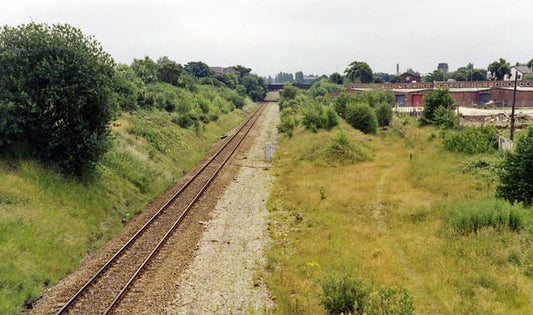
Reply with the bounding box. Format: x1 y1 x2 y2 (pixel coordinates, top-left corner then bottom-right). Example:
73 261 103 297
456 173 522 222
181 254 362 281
318 272 371 314
366 286 415 315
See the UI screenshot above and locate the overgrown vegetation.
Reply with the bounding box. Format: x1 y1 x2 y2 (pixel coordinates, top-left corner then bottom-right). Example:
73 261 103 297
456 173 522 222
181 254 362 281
0 23 116 175
345 103 378 134
420 88 456 128
497 126 533 206
443 126 498 154
268 111 533 314
448 200 525 235
0 22 265 313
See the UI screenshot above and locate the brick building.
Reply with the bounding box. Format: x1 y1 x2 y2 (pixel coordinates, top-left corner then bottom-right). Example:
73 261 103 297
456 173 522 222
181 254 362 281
346 80 533 107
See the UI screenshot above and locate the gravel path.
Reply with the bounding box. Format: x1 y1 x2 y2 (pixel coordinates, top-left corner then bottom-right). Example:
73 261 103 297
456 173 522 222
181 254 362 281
166 102 279 314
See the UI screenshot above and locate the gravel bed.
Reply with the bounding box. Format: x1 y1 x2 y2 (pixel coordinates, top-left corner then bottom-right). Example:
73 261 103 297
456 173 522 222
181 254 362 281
166 103 279 314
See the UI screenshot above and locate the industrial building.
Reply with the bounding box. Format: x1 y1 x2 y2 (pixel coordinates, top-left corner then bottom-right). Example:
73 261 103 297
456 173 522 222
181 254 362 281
346 80 533 108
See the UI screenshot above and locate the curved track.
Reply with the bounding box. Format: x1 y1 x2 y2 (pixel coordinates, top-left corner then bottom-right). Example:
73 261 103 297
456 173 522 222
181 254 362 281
56 104 266 314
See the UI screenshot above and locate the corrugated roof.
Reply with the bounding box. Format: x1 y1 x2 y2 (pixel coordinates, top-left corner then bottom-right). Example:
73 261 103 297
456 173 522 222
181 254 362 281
513 65 532 74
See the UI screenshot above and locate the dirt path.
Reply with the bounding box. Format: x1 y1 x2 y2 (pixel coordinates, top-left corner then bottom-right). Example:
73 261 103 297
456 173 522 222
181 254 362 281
373 165 445 314
165 103 278 313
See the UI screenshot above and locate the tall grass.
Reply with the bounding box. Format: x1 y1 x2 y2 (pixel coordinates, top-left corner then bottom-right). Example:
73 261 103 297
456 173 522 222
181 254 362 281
449 200 525 235
0 105 251 313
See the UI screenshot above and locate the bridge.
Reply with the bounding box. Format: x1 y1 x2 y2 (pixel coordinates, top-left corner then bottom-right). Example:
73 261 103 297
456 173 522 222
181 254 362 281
268 82 312 91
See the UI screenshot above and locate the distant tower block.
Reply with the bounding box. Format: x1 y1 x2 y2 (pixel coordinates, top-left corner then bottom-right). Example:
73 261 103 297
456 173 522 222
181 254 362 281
438 63 449 74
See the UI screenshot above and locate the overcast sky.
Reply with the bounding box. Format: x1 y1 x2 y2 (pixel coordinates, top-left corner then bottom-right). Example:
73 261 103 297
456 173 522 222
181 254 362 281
2 0 533 77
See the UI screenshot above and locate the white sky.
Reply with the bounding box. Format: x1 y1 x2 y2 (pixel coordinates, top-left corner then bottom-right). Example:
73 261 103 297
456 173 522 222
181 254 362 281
2 0 533 77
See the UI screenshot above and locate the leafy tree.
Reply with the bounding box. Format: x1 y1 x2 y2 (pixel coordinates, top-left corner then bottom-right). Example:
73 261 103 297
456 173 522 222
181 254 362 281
345 61 373 83
0 23 116 174
488 58 511 80
295 71 304 83
527 58 533 69
375 103 392 127
373 72 391 83
233 65 251 78
390 74 402 83
241 74 267 102
422 70 446 82
184 61 213 78
496 126 533 206
345 103 378 134
274 72 294 83
308 79 344 97
420 88 455 126
131 56 159 84
156 56 183 86
329 72 344 84
114 64 143 110
215 73 239 89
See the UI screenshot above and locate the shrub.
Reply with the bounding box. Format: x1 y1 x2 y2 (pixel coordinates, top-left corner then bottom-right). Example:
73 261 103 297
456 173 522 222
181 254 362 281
345 103 378 134
432 106 457 129
449 200 525 235
496 126 533 206
334 93 358 118
318 272 371 314
443 126 498 154
366 287 415 315
375 103 393 127
278 114 297 137
0 23 116 175
302 102 338 132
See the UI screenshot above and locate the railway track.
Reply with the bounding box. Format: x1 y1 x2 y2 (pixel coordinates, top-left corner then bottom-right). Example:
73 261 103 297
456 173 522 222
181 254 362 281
55 103 266 314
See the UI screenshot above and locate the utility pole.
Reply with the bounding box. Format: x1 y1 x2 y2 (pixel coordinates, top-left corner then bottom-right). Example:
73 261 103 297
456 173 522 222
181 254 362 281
510 71 519 141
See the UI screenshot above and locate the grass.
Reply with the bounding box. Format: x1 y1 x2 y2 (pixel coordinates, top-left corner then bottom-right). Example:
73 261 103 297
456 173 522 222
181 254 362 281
267 118 533 314
0 104 254 314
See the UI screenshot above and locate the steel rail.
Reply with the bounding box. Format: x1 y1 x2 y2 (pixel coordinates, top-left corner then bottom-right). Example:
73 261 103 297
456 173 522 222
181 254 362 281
56 103 265 314
103 103 266 314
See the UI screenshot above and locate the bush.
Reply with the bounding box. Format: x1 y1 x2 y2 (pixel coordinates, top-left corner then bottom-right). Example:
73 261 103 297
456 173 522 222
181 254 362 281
497 126 533 206
366 287 415 315
302 102 338 132
345 103 378 134
318 272 371 314
443 126 498 154
0 23 116 175
449 200 525 235
375 103 393 127
334 93 358 118
432 106 457 129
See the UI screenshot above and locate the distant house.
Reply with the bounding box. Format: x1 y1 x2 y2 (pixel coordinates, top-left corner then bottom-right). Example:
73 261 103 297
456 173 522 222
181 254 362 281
508 64 532 81
210 66 239 76
400 71 421 83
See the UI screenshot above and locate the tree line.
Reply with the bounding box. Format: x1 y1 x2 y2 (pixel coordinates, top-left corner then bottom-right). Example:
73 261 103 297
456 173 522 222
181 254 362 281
0 23 267 175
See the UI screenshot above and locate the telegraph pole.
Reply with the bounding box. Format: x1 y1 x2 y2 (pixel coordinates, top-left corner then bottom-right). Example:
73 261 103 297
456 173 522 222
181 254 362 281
510 70 519 141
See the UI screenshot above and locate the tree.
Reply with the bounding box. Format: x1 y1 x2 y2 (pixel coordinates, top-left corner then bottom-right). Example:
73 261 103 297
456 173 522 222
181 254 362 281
156 56 183 86
114 64 143 111
373 72 390 83
488 58 511 80
241 74 267 102
215 73 239 89
233 65 251 78
295 71 304 83
496 126 533 206
422 70 446 82
131 56 159 84
527 58 533 69
0 23 116 174
344 61 373 83
420 88 455 126
274 72 293 83
184 61 213 78
329 72 344 84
